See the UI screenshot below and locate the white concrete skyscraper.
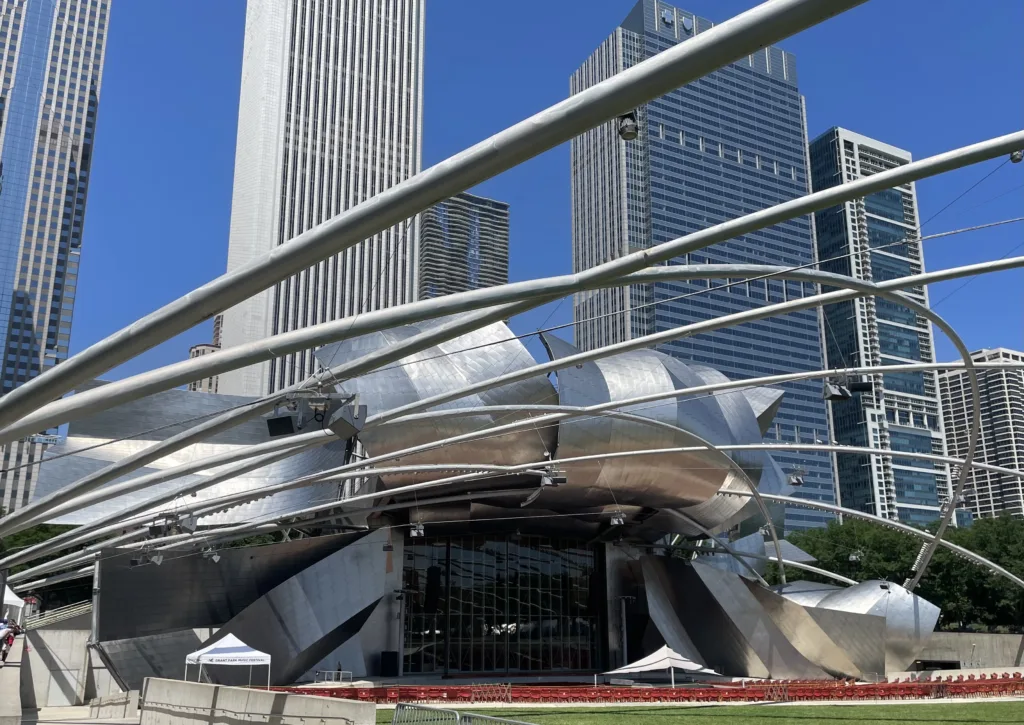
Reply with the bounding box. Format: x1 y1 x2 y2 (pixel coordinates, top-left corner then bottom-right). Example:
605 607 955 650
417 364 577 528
940 349 1024 520
0 0 110 512
220 0 425 396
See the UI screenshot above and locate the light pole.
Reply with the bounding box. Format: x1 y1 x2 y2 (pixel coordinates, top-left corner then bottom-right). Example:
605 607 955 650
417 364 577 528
618 595 635 667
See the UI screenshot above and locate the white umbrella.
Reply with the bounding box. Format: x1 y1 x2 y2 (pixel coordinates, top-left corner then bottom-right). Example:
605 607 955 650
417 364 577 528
605 645 717 687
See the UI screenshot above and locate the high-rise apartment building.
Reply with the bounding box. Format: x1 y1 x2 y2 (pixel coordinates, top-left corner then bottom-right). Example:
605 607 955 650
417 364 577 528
570 0 835 531
0 0 110 512
809 128 952 527
940 348 1024 519
219 0 424 396
419 193 509 300
186 314 222 394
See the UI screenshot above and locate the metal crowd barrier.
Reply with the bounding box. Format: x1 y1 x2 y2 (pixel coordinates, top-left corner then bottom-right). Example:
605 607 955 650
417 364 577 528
392 703 536 725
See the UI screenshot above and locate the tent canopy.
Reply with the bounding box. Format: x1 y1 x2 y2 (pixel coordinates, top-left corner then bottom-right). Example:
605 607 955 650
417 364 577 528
185 634 271 666
605 645 717 676
2 586 25 619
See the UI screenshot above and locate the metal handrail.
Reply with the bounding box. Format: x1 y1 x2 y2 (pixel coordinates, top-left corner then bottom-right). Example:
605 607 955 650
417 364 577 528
22 600 92 630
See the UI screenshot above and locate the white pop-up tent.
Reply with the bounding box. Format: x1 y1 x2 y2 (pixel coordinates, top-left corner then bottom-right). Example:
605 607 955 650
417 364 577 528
605 645 717 687
2 586 25 624
185 634 272 688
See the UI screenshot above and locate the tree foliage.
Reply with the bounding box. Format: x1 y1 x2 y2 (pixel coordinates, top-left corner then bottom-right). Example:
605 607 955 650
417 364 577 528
776 516 1024 631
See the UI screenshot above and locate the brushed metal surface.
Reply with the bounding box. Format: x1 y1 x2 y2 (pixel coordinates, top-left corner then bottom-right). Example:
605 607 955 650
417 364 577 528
811 580 940 672
95 533 358 640
207 527 400 684
639 555 828 679
315 320 557 486
744 578 869 678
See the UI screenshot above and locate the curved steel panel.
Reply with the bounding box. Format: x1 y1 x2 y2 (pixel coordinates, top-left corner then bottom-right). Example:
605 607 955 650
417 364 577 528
543 334 781 527
317 320 557 486
33 389 346 526
812 580 940 671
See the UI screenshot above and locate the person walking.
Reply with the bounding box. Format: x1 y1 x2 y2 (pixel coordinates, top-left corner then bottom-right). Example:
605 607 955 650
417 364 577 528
0 620 15 667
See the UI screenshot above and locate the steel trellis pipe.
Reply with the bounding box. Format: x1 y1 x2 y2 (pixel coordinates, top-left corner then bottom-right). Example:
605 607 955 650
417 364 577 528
0 132 1020 446
0 396 291 536
728 491 1024 591
13 261 1013 552
7 440 1014 584
0 0 868 431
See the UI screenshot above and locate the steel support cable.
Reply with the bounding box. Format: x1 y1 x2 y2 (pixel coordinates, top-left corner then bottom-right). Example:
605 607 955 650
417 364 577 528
14 259 1016 557
0 0 869 432
0 132 1020 452
8 440 1015 584
350 258 1020 434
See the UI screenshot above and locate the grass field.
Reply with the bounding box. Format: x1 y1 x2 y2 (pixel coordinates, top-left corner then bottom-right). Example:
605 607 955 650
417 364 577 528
376 701 1024 724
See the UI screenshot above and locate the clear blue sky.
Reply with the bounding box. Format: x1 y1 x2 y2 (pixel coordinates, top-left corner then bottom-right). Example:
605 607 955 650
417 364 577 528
73 0 1024 382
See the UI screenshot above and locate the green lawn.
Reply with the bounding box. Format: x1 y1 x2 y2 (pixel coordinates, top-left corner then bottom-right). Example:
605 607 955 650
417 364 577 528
377 701 1024 724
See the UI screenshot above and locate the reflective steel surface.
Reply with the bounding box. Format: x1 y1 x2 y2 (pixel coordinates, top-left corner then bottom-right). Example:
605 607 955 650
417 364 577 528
316 320 557 486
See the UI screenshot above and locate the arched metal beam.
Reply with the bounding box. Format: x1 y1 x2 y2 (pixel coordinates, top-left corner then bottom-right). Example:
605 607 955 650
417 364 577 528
38 258 1005 542
8 442 1017 585
3 396 292 534
721 491 1024 590
0 0 872 432
2 461 553 577
0 131 1020 447
676 543 859 587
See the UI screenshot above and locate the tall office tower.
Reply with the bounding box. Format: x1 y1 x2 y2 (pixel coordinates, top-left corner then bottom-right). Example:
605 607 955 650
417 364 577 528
940 349 1024 519
570 0 835 531
809 128 952 527
419 193 509 299
0 0 110 513
219 0 424 396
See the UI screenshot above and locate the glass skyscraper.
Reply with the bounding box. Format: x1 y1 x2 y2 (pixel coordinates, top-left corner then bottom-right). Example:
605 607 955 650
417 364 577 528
570 0 836 531
0 0 110 512
219 0 425 396
419 193 509 300
808 128 953 527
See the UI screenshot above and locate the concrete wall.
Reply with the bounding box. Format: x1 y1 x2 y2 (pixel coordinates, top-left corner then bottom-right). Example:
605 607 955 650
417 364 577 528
140 678 375 725
917 632 1024 669
20 628 122 708
90 690 140 719
0 637 24 725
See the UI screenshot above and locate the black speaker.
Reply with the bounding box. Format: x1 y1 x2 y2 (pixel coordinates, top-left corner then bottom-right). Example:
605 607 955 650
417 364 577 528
266 415 297 437
380 650 400 677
